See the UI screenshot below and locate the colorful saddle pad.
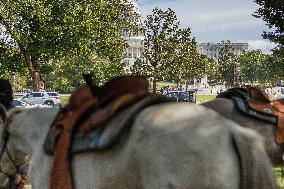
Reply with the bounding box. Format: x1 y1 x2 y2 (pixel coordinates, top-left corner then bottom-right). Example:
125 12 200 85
44 93 171 154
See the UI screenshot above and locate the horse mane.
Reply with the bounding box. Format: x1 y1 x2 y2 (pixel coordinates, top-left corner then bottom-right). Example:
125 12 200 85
216 86 270 103
216 87 249 100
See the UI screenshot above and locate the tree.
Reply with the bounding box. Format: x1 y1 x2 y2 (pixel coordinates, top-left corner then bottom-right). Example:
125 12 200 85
139 8 180 93
264 54 284 86
204 56 219 83
133 8 198 92
253 0 284 54
238 50 268 85
217 40 238 87
47 52 126 93
0 0 139 90
161 28 205 87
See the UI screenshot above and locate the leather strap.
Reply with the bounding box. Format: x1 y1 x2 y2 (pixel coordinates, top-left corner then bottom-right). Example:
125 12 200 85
276 112 284 143
271 100 284 143
50 87 98 189
248 102 277 116
248 99 284 144
49 76 149 189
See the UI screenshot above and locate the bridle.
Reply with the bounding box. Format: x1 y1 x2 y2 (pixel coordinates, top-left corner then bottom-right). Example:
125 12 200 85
0 111 21 189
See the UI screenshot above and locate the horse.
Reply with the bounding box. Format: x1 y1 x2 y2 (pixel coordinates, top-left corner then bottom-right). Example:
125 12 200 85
0 102 278 189
202 87 284 166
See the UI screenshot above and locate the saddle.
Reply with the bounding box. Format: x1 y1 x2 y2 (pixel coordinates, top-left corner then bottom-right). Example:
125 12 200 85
217 86 284 144
44 75 170 189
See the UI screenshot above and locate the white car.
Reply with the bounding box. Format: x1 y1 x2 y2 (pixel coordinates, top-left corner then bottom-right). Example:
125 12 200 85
22 91 61 106
12 99 50 109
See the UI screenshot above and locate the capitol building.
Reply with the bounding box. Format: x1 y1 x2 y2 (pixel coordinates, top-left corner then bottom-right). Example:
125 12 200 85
122 0 145 73
197 42 248 60
123 35 144 73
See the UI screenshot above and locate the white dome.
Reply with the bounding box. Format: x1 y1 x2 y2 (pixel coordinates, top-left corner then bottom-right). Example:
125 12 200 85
126 0 141 16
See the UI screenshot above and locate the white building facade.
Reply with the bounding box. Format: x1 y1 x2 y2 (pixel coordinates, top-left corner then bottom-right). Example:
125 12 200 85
197 42 249 60
121 0 145 73
123 36 144 73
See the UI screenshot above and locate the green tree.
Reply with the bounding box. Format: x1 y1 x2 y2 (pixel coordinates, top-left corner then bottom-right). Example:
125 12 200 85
264 54 284 86
238 50 268 85
47 52 126 93
135 8 181 93
161 28 205 87
217 40 238 87
254 0 284 55
133 8 198 92
204 56 219 83
0 0 139 90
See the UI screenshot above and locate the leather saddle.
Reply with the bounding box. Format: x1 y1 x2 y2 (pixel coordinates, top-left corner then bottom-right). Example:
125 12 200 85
44 75 170 189
217 86 284 144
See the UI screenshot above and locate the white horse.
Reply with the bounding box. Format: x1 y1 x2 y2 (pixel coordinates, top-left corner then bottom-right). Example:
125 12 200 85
0 103 278 189
203 97 283 166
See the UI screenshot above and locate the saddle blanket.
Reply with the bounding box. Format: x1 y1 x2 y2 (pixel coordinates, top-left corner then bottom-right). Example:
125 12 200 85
44 94 171 154
233 97 276 124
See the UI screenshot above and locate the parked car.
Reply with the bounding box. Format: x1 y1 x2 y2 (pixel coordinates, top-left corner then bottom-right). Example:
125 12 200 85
21 91 61 106
47 92 61 102
165 90 197 103
12 99 50 108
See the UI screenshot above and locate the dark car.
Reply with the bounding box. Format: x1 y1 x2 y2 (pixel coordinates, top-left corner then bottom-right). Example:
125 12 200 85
166 90 197 103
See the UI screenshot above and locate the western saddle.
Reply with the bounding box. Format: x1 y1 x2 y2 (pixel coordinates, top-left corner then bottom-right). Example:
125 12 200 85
218 86 284 144
45 75 170 189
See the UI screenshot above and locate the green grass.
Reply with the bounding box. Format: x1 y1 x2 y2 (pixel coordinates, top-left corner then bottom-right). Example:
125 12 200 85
196 94 216 103
60 96 70 106
59 94 217 106
274 168 284 188
14 95 24 99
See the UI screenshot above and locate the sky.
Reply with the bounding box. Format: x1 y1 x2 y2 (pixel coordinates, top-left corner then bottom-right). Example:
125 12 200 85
137 0 277 54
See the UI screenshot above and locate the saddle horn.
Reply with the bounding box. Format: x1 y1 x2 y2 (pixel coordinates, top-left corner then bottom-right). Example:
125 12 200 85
248 86 270 103
82 73 101 96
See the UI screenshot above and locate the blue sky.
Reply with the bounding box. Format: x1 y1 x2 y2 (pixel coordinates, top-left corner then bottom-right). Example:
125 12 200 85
137 0 276 53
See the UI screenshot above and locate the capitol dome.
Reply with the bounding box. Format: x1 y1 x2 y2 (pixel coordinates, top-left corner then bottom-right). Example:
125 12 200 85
124 0 143 27
122 0 144 73
127 0 142 17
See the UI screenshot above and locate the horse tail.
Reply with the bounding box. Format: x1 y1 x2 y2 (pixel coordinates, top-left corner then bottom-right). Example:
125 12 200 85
231 129 278 189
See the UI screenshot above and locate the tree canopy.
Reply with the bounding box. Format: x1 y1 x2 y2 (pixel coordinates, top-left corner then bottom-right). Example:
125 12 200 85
132 7 203 92
216 40 238 87
0 0 139 90
254 0 284 54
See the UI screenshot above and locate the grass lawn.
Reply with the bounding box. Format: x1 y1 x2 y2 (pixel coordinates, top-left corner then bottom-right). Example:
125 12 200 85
60 95 70 106
274 168 284 188
196 94 216 103
60 94 217 106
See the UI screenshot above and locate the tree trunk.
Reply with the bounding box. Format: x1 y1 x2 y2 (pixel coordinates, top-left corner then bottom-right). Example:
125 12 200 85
22 50 42 91
176 80 179 88
153 77 157 93
186 81 189 91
